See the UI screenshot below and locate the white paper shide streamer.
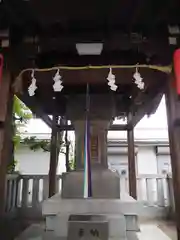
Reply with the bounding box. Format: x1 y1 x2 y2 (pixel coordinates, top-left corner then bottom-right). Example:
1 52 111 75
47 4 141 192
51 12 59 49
107 68 118 91
53 69 64 92
28 70 37 96
133 67 145 90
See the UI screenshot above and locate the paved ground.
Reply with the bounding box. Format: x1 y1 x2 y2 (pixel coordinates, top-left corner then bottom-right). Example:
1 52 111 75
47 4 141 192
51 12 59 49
155 221 177 240
0 217 176 240
0 216 29 240
15 220 178 240
137 222 177 240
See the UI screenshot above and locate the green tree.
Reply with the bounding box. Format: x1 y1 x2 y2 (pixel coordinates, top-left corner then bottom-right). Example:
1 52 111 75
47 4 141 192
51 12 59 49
8 96 74 173
23 131 75 171
7 96 32 173
13 96 32 148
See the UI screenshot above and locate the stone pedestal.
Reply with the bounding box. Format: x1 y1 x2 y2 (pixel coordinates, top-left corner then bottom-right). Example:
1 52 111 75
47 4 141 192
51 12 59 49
64 96 120 199
61 169 120 198
74 120 109 170
66 94 115 171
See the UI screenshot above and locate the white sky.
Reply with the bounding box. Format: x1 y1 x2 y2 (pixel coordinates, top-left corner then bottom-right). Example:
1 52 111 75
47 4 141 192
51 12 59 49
136 96 167 129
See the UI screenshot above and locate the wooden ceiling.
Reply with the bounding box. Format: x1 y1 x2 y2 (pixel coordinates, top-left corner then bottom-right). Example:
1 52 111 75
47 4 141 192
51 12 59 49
0 0 176 124
1 0 180 70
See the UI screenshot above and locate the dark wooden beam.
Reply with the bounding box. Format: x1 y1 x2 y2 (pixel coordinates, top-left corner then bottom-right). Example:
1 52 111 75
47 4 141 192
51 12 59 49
12 28 170 46
0 122 4 129
2 1 37 28
57 124 128 131
127 112 137 199
165 75 180 240
11 30 171 68
49 115 59 198
128 85 164 128
0 72 11 123
40 115 52 128
37 50 170 67
20 94 52 128
0 72 12 215
37 28 168 42
109 124 128 131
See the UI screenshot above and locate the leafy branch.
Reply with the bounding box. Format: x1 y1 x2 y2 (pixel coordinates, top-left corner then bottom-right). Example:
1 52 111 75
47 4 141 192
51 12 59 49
23 136 65 154
8 96 75 173
7 96 33 173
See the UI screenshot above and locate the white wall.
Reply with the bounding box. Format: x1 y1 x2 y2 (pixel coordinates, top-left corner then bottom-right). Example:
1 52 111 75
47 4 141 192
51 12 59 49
157 155 172 174
15 144 171 176
108 146 171 176
15 146 66 175
108 155 128 176
137 146 157 174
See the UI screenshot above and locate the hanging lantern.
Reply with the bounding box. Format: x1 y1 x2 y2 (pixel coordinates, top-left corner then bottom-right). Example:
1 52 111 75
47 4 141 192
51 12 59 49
0 54 3 86
173 49 180 95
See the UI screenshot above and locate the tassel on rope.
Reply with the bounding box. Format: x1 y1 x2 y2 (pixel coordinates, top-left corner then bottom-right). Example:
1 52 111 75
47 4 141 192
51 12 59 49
28 70 37 96
53 69 64 92
133 67 145 90
107 68 118 91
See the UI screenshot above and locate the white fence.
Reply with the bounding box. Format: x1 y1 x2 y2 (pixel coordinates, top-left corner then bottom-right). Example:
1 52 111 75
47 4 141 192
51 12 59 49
120 174 169 207
5 174 174 218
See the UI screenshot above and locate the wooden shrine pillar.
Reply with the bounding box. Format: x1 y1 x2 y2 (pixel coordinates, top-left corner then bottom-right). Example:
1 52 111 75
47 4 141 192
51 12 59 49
0 72 13 215
49 115 59 198
165 75 180 240
127 113 137 199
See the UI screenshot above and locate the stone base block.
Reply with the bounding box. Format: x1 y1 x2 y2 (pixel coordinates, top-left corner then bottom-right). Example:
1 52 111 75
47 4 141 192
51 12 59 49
53 213 127 239
67 215 108 240
126 215 140 231
61 169 120 198
42 193 142 216
108 214 127 239
46 215 56 231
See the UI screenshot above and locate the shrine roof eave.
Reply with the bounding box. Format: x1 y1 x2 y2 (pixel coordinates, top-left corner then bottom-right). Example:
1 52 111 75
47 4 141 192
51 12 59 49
13 65 167 120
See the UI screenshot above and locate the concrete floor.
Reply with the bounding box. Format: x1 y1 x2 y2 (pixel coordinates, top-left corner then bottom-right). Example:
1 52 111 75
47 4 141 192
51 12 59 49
15 220 178 240
154 221 177 240
0 216 30 240
137 221 177 240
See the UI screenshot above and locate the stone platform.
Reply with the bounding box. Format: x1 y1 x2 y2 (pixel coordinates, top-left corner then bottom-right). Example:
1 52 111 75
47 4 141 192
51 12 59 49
15 222 174 240
15 224 138 240
42 192 142 239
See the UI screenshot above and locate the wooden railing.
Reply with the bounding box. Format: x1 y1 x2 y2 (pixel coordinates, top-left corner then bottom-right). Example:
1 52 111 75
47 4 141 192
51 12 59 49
5 173 173 218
